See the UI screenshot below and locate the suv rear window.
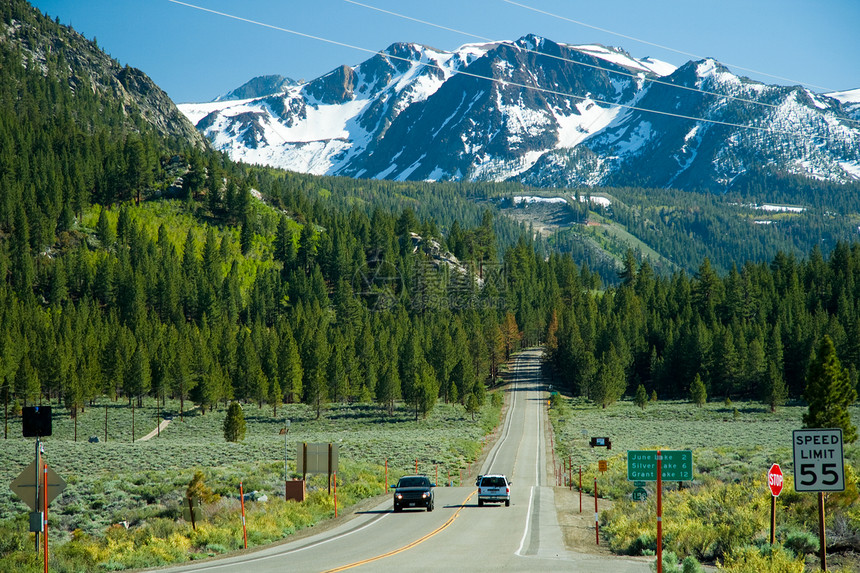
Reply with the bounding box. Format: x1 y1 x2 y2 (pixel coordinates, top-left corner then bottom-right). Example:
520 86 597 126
398 477 430 487
481 477 507 487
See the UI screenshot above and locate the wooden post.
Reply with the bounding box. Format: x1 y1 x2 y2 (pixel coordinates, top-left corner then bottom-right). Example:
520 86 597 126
302 442 307 482
594 477 599 545
579 466 582 513
35 439 40 553
770 495 776 545
657 450 663 573
187 497 196 530
818 492 827 571
239 482 247 549
569 455 572 490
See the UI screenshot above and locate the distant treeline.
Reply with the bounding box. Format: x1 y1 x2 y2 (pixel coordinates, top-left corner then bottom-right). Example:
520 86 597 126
1 0 859 428
545 245 860 406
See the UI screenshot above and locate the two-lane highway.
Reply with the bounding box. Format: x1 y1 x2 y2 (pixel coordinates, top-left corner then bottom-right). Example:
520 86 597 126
152 349 648 572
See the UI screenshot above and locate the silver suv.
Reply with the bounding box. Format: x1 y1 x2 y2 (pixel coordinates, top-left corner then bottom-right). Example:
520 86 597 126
475 474 511 507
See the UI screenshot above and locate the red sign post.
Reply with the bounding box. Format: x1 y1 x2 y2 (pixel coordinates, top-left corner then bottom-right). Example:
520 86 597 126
767 463 783 544
768 463 784 496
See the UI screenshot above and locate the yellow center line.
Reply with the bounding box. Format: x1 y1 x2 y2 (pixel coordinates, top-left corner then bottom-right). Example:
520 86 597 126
321 491 476 572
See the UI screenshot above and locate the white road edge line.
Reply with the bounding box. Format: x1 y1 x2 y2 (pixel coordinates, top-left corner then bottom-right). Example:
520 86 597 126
516 485 535 556
516 351 542 556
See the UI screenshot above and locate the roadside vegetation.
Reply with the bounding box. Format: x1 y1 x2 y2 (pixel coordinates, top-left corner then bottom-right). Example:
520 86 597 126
1 395 503 571
2 3 860 573
548 397 860 572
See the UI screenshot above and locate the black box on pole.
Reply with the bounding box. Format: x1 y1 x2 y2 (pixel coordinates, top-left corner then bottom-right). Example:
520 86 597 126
22 406 52 437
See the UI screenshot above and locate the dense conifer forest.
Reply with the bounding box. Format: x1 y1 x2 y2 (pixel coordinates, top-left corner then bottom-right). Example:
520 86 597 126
1 0 859 432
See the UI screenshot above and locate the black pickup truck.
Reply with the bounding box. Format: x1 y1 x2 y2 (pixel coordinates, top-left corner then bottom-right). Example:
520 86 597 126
391 475 435 512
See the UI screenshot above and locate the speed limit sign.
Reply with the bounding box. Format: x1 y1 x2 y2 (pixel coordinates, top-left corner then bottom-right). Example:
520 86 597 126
792 429 845 492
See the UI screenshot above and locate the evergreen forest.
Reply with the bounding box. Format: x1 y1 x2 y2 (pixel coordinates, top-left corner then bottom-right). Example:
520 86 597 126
1 0 859 429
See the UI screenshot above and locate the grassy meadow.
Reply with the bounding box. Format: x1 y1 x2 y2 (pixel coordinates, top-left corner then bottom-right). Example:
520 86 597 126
0 395 502 571
548 396 860 572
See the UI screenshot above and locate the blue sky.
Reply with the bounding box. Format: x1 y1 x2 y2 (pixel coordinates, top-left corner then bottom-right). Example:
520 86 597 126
31 0 860 103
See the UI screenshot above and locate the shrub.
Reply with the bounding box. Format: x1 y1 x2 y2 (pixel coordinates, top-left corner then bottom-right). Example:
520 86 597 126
782 529 818 556
719 544 805 573
650 551 704 573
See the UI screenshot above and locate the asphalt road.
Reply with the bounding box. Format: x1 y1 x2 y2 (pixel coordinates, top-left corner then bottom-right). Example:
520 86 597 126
151 349 649 572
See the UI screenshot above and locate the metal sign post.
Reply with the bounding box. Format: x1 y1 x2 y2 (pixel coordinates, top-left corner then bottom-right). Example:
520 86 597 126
792 428 845 571
657 451 663 573
43 462 48 573
627 450 693 573
594 477 599 545
35 439 41 553
284 419 290 499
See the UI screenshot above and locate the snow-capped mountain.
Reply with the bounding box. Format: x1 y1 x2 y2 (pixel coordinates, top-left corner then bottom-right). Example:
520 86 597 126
179 35 860 191
212 74 298 102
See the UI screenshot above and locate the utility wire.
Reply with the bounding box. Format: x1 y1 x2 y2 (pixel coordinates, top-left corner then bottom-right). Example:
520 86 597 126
343 0 797 116
346 0 858 126
503 0 835 93
168 0 855 144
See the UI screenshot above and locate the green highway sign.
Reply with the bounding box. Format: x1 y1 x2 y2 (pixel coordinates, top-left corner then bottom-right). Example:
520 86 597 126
627 450 693 481
632 487 648 501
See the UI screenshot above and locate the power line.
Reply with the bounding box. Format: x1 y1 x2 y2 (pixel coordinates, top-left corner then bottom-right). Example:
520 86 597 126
168 0 854 144
503 0 835 93
342 0 804 118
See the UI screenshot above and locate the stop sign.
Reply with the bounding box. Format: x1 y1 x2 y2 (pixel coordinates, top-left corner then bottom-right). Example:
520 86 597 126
768 463 783 496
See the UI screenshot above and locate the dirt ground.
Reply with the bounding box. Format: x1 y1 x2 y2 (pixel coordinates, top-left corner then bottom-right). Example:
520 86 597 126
553 483 622 558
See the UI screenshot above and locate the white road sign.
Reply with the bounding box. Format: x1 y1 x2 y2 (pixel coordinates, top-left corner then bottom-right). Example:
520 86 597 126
792 428 845 492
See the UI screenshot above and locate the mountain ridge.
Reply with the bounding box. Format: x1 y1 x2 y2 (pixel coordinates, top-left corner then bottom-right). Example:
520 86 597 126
180 35 860 192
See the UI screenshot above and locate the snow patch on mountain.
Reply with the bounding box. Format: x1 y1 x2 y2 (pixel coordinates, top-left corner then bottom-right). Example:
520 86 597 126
555 100 621 147
182 35 860 191
570 44 675 76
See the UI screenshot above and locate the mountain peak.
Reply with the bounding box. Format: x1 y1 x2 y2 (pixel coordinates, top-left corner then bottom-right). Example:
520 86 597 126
179 35 860 190
215 74 297 102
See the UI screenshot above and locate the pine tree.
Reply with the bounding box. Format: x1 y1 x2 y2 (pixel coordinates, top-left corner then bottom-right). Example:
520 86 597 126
223 402 246 442
270 376 282 416
126 343 151 407
763 360 788 413
590 346 626 408
377 361 401 416
465 392 480 421
14 353 40 407
500 312 522 360
277 323 303 403
96 208 115 246
634 383 648 409
416 369 438 419
690 373 707 407
803 335 858 443
303 326 330 418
